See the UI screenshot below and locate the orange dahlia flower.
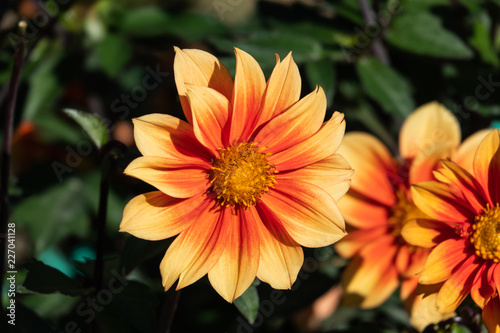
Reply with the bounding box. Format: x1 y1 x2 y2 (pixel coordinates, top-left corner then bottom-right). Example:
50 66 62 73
119 47 352 302
334 102 470 330
404 129 500 333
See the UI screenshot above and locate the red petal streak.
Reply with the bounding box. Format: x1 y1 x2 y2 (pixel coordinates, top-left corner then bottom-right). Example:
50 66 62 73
186 85 229 153
208 208 260 302
437 160 488 215
473 129 500 204
411 181 474 223
254 52 301 129
261 179 346 247
124 156 210 198
483 295 500 333
229 48 266 143
120 191 207 240
251 205 303 289
420 238 469 285
174 47 233 123
270 112 345 171
255 87 326 154
470 263 495 308
159 204 226 292
276 154 353 202
133 114 212 163
436 255 481 313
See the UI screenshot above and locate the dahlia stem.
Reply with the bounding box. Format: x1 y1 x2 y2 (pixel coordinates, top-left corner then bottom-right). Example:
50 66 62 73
157 289 181 333
93 141 126 291
357 0 390 65
0 21 26 307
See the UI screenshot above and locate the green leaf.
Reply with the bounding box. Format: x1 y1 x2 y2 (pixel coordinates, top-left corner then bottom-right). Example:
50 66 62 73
305 59 336 108
234 281 260 324
356 57 415 118
386 12 473 59
268 20 338 45
469 15 499 67
63 109 109 149
210 31 323 74
23 40 65 120
12 178 89 254
119 7 226 41
95 33 132 77
22 260 87 296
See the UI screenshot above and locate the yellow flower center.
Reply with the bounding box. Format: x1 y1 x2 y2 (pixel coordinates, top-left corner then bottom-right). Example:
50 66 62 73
389 190 413 237
470 203 500 262
210 142 277 207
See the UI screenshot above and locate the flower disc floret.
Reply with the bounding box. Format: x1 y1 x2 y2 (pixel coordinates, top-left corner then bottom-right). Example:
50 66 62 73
470 203 500 262
211 142 277 207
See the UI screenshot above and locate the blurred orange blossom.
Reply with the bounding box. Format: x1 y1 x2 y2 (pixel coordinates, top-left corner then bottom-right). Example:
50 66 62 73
119 47 353 302
334 102 489 330
404 129 500 333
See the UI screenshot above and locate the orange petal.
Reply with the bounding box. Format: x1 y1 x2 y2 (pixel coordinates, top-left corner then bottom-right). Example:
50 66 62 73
159 204 226 292
411 181 474 223
436 255 480 313
454 129 491 174
470 263 495 308
483 295 500 333
400 277 419 303
124 156 210 198
436 160 488 214
251 205 303 289
174 47 233 123
337 191 390 229
406 248 430 278
409 143 455 184
229 48 266 142
270 112 345 171
133 114 212 163
408 284 455 331
473 129 500 204
335 226 388 258
419 238 468 284
341 235 399 308
261 179 346 248
495 264 500 296
399 102 460 160
337 132 397 206
186 85 229 153
255 86 326 154
254 52 301 129
276 154 353 202
120 191 207 240
208 208 260 302
401 219 456 248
